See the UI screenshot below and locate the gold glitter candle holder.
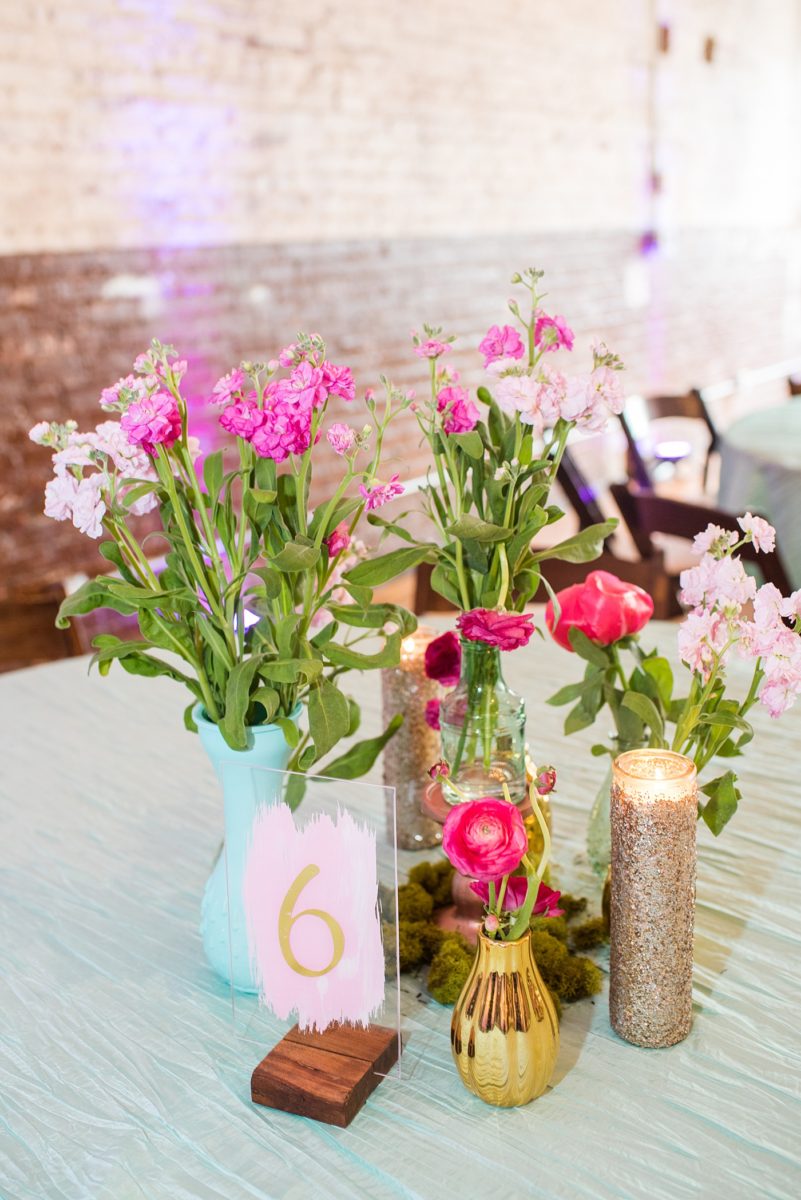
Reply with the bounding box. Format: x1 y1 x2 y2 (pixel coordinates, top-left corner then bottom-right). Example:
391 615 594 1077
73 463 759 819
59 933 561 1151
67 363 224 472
381 627 442 851
609 749 697 1048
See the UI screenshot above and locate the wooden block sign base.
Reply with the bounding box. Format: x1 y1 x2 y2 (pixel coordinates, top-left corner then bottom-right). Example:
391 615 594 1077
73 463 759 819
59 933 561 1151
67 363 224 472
251 1023 400 1128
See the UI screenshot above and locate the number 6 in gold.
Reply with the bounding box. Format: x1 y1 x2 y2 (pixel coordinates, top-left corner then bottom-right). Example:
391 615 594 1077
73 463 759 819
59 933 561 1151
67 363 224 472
278 864 345 977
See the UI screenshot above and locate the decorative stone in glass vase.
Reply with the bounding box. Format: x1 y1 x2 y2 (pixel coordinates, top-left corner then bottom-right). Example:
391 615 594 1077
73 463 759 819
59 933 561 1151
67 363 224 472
439 638 526 806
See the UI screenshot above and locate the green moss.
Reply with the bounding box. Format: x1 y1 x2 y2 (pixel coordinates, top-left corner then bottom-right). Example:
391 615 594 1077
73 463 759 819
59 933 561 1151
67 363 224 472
530 930 603 1002
530 914 568 942
427 937 474 1005
397 882 435 923
570 917 609 952
408 859 454 908
558 893 588 921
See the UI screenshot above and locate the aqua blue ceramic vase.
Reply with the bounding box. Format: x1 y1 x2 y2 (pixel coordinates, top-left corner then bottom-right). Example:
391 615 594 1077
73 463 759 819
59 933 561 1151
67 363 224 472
195 704 299 993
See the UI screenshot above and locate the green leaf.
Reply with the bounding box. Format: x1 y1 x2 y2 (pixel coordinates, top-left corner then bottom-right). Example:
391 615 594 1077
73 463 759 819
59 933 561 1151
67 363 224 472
448 430 484 459
430 561 463 607
700 771 741 835
567 627 610 668
447 515 512 544
564 702 596 734
249 567 282 599
251 685 280 723
532 519 618 564
183 701 198 733
318 714 404 781
344 545 432 588
695 710 754 734
621 691 664 744
284 773 307 811
250 487 277 504
259 658 323 684
203 449 224 503
642 657 674 709
220 657 264 750
327 602 416 636
275 716 301 749
547 673 602 707
56 578 138 628
324 633 402 671
307 678 350 760
366 512 418 544
98 540 137 584
271 539 320 573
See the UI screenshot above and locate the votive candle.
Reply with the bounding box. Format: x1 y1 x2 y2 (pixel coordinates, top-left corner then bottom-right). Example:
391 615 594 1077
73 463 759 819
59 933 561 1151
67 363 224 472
609 749 697 1048
381 626 442 850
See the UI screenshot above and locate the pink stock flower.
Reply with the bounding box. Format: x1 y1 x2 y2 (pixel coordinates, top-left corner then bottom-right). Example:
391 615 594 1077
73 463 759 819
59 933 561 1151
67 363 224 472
424 698 441 730
679 555 756 611
28 421 51 445
478 324 525 367
219 398 264 441
44 473 79 521
358 474 404 510
120 392 181 455
469 878 564 916
436 385 480 434
278 344 297 368
284 361 328 409
424 630 461 687
692 524 738 557
754 582 785 629
536 364 568 426
458 608 536 651
414 338 451 359
738 512 776 553
442 797 528 882
781 590 801 621
534 313 574 352
677 608 730 680
321 361 356 402
250 402 312 461
100 374 149 411
212 369 246 405
71 475 107 539
326 522 351 559
327 422 356 455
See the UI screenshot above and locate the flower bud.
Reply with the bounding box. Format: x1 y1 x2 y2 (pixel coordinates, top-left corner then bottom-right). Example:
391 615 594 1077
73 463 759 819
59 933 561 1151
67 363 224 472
535 766 557 795
484 914 500 933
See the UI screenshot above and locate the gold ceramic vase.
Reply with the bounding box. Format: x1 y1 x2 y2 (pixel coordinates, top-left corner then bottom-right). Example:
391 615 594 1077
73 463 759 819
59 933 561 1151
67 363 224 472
450 929 559 1107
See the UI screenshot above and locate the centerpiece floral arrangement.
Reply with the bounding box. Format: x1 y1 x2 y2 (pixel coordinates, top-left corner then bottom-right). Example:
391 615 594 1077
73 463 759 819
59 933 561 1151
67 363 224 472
30 335 415 776
546 515 801 868
400 267 623 804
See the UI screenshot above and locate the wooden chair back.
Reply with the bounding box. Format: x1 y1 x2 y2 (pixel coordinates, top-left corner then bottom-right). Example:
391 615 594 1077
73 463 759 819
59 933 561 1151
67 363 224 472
788 375 801 397
556 448 608 530
620 389 718 489
0 582 84 673
610 484 794 595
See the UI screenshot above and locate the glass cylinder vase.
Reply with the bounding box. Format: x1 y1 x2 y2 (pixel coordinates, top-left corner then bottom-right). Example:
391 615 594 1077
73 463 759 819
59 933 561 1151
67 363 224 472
586 736 647 877
439 638 526 806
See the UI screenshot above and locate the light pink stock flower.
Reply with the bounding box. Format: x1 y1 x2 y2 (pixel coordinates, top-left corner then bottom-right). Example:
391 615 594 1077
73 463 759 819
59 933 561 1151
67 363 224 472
100 374 150 411
326 522 351 559
358 474 404 510
44 474 79 521
537 364 568 426
534 313 574 353
327 422 356 455
436 385 480 434
679 554 756 611
212 369 246 405
120 392 181 455
28 421 51 445
71 475 107 539
737 512 776 553
692 524 738 557
677 608 730 680
478 324 525 367
321 361 356 402
492 370 544 431
414 338 451 359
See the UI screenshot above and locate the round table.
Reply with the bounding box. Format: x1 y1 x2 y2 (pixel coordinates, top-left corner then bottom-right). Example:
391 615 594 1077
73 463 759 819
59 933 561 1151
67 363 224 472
718 403 801 587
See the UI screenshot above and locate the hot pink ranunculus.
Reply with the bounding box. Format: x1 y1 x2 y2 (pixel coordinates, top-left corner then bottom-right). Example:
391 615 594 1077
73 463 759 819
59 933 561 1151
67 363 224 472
424 630 461 686
469 877 564 916
120 392 181 455
546 570 654 651
442 797 528 882
457 608 536 651
424 698 441 730
478 324 525 367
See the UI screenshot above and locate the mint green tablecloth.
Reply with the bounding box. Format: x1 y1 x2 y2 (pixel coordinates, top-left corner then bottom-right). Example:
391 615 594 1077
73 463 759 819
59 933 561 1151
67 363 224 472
719 404 801 588
2 619 800 1200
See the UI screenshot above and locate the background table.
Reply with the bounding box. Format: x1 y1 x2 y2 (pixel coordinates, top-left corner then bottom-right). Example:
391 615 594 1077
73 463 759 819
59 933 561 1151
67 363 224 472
2 618 800 1200
718 403 801 587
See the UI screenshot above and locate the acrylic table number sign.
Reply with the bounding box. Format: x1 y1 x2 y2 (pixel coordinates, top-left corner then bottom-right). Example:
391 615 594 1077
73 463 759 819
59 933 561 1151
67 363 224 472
221 763 403 1128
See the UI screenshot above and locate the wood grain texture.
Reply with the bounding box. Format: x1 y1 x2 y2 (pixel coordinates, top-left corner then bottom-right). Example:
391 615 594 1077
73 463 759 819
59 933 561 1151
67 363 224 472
251 1024 399 1127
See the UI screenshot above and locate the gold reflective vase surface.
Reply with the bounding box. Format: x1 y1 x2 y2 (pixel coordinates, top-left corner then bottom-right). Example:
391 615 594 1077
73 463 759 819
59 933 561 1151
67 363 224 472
450 929 559 1107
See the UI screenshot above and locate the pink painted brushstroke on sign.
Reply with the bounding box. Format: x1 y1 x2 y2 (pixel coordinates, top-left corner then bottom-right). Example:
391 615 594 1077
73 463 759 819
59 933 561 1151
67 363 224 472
242 803 385 1032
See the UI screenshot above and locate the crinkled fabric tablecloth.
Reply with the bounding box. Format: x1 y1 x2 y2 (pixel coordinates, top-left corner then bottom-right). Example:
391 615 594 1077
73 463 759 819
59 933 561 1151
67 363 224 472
1 618 800 1200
